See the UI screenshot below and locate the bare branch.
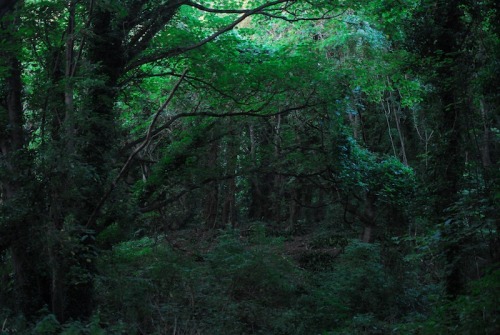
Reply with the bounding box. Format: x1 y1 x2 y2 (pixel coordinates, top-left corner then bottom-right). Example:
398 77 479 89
126 0 293 70
185 1 344 22
123 89 316 150
86 68 189 228
183 1 252 14
120 71 251 106
257 9 346 22
140 173 240 213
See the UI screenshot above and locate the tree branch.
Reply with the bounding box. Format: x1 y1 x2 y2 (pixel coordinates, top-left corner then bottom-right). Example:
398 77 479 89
140 172 240 213
123 94 316 151
257 9 346 22
120 70 251 106
86 68 189 228
126 0 293 70
185 1 345 22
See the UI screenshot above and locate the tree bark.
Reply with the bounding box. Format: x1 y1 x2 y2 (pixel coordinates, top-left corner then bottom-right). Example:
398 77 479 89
422 0 465 298
204 140 220 228
221 132 238 226
0 7 48 317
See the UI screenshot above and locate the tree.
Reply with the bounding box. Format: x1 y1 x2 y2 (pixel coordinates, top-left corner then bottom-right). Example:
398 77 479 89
404 0 499 298
1 1 497 332
0 0 345 322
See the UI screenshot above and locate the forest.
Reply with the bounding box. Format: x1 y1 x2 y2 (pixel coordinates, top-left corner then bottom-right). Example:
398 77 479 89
0 0 498 334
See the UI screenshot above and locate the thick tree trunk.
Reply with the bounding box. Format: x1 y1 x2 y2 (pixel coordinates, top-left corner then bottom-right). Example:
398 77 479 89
424 0 465 298
361 225 373 243
40 6 128 321
0 15 50 316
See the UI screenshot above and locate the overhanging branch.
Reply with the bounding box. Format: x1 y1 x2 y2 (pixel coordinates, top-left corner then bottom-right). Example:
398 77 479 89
120 70 251 106
123 92 317 150
86 68 189 228
126 0 294 70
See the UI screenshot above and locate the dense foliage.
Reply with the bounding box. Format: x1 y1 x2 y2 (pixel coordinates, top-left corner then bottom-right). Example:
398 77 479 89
0 0 498 334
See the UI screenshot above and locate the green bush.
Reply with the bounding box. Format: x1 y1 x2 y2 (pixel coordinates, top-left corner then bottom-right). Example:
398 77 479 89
94 229 309 334
420 267 500 334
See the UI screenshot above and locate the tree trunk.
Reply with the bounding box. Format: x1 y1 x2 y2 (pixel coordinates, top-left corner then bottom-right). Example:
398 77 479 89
0 7 46 317
222 134 238 226
360 192 376 243
248 122 275 222
479 99 492 168
427 0 465 298
343 193 376 243
204 140 219 228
